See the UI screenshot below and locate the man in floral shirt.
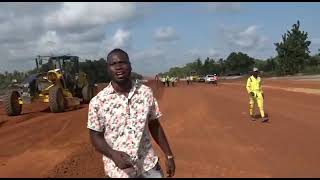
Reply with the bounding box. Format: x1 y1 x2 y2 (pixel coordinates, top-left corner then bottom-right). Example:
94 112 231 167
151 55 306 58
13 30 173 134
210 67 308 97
87 48 175 178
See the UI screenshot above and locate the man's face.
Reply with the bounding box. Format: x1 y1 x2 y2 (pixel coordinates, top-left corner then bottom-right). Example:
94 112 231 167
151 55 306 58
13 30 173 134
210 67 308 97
107 53 132 83
253 71 258 77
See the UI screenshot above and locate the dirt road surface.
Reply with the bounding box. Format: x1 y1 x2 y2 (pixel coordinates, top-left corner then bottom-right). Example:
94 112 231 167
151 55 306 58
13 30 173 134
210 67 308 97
0 78 320 178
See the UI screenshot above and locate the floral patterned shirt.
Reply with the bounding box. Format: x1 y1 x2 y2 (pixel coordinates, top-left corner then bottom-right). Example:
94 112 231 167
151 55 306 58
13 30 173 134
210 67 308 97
87 81 162 178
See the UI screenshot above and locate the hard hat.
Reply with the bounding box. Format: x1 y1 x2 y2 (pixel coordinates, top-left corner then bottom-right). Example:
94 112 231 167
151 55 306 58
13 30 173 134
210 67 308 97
253 67 259 72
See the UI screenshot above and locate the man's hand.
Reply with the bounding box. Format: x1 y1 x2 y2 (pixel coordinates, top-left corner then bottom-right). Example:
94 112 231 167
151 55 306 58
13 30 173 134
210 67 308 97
165 157 175 177
250 92 255 97
262 93 264 99
110 150 134 170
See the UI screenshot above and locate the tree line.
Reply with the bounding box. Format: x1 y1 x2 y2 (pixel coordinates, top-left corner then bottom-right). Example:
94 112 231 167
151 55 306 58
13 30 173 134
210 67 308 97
160 20 320 77
77 58 142 84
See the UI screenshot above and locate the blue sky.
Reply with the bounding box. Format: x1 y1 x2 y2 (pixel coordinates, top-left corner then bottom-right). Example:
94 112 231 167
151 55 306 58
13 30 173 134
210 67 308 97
0 2 319 76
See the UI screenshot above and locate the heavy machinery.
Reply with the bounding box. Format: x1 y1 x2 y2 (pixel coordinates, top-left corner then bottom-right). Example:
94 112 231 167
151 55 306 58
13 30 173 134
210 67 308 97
4 55 95 116
190 71 200 82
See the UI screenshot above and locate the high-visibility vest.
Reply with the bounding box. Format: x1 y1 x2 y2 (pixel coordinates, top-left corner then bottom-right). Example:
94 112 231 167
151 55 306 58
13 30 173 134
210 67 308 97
246 75 263 94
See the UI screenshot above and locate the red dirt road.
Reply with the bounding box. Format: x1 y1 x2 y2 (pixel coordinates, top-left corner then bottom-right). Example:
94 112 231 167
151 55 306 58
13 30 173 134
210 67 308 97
0 79 320 177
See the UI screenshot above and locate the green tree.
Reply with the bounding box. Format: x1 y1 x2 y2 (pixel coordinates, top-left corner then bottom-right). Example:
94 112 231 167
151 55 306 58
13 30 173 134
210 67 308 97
218 58 226 75
203 57 210 75
262 57 277 72
185 60 199 75
254 59 267 72
307 55 320 67
224 52 255 74
196 58 203 74
274 20 311 75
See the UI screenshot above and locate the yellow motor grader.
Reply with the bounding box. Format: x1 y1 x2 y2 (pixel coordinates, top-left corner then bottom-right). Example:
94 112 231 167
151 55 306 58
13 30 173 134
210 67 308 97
4 55 95 116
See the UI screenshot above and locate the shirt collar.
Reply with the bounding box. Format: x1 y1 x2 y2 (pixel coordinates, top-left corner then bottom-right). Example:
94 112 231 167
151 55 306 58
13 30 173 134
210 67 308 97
251 75 260 80
105 80 139 99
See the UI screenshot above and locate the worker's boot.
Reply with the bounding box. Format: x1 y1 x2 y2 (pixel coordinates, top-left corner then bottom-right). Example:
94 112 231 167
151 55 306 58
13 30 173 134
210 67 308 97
261 117 269 123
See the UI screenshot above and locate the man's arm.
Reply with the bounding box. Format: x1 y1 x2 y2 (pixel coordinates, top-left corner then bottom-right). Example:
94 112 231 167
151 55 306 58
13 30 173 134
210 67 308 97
146 93 175 176
87 100 115 159
246 78 251 94
148 119 173 157
259 78 264 94
89 130 134 169
259 78 264 98
149 119 175 177
89 130 115 158
87 98 133 170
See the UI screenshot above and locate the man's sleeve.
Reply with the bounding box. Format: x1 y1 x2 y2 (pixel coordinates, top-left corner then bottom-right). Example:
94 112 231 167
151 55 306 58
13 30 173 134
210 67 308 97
87 98 104 132
148 97 163 121
246 78 251 93
259 78 264 93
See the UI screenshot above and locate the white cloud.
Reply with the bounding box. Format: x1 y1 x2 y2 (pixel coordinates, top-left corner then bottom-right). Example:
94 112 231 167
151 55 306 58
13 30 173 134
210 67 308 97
0 2 61 18
45 2 138 32
188 48 201 57
98 28 132 58
221 25 268 51
63 28 106 43
205 2 242 13
131 46 224 76
187 48 222 59
154 26 179 42
130 47 171 75
0 2 143 73
208 49 221 58
37 31 60 53
0 17 44 44
132 48 165 60
112 29 132 48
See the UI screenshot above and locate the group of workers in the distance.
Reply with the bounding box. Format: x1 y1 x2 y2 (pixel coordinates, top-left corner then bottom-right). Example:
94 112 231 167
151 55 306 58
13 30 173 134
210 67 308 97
155 73 219 87
160 75 178 87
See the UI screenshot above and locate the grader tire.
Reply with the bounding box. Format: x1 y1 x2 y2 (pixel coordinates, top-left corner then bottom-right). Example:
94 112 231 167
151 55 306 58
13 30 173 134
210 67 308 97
49 86 65 113
82 85 94 104
4 90 22 116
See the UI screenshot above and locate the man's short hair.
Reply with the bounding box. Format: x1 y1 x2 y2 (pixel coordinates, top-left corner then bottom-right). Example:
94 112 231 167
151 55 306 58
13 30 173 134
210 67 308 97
107 48 130 63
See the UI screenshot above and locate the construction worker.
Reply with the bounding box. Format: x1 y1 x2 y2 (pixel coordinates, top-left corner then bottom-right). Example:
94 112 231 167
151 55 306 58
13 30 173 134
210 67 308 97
213 74 218 86
155 74 159 84
186 76 190 85
170 76 177 87
246 67 269 122
190 75 194 83
160 76 166 86
165 75 170 87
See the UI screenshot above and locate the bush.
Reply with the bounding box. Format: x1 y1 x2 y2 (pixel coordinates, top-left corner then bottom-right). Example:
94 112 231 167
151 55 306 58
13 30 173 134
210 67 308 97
301 66 320 75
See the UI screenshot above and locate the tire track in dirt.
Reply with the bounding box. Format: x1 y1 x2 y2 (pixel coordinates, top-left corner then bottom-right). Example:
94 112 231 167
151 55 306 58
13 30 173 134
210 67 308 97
0 104 98 177
158 82 320 177
0 102 52 128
